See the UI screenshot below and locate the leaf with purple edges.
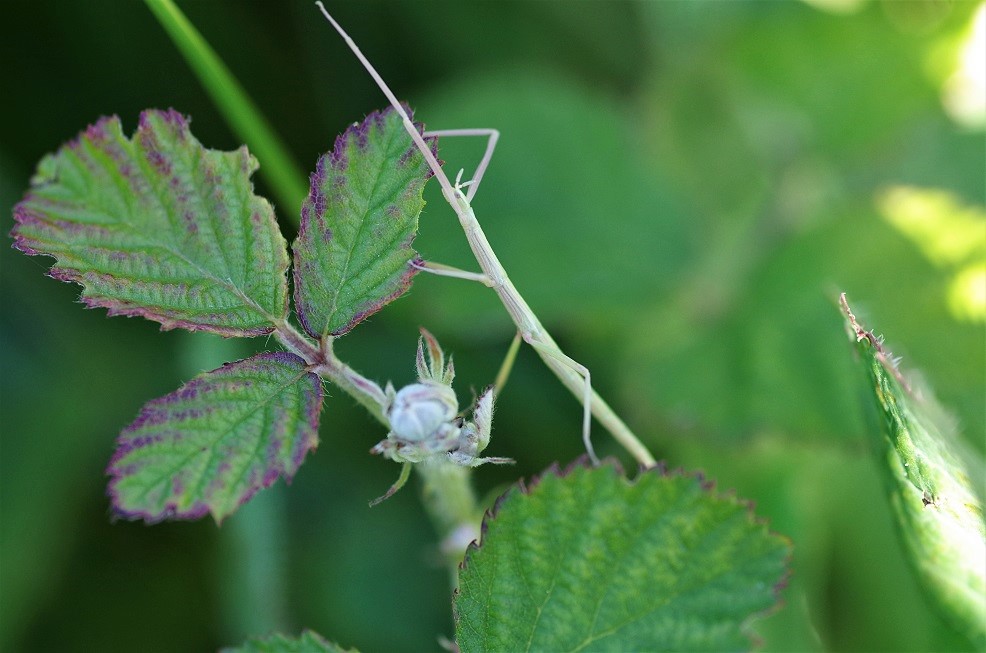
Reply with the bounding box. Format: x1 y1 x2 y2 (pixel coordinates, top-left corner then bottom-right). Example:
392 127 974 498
454 460 791 652
292 106 435 339
108 352 321 523
11 109 289 336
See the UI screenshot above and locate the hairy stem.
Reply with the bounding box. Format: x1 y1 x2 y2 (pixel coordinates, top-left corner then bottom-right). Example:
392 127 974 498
273 321 322 362
274 322 386 420
318 345 389 424
274 320 481 564
417 458 483 576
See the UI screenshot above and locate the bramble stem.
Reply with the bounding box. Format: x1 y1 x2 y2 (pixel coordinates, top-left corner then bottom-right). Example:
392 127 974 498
317 345 389 424
417 458 483 576
273 321 322 362
275 320 479 565
274 321 389 422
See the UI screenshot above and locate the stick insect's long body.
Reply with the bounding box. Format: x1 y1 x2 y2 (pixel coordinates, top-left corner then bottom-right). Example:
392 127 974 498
316 3 656 467
451 192 656 467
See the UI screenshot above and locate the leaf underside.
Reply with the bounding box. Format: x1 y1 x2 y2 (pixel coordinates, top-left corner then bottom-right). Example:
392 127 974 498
108 352 322 523
292 105 435 339
11 109 289 336
224 629 356 653
454 460 791 653
841 295 986 647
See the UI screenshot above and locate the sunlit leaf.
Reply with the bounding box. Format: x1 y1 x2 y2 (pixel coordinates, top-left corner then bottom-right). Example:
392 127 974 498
454 460 790 652
108 352 322 523
11 109 289 336
292 106 434 339
841 294 986 648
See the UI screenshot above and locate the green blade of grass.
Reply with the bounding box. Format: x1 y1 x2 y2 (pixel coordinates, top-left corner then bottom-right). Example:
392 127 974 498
144 0 307 220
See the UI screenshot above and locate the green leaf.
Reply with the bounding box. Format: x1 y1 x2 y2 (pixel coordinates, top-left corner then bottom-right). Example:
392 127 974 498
841 294 986 647
292 106 434 339
108 352 322 523
224 630 356 653
11 109 289 336
454 460 791 652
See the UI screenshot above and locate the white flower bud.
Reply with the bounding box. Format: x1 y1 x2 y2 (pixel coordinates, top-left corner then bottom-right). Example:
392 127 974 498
386 382 458 442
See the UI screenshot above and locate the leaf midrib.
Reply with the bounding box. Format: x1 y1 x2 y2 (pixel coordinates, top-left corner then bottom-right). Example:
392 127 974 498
128 364 309 513
65 121 280 326
320 123 412 337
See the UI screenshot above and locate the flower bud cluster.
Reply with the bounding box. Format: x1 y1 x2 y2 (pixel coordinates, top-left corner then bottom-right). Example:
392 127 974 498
371 330 513 469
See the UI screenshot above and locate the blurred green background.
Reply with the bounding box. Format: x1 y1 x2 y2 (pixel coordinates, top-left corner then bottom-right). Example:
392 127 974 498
1 1 983 651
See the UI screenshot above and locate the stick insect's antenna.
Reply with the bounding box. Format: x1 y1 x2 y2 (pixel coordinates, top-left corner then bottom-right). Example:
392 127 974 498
314 2 458 205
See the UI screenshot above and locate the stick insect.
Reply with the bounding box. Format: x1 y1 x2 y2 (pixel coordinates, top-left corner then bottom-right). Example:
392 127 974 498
315 2 656 468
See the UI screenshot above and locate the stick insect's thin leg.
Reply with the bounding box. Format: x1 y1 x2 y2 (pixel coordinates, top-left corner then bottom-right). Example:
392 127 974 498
412 261 493 286
422 129 500 202
523 333 599 465
493 331 524 395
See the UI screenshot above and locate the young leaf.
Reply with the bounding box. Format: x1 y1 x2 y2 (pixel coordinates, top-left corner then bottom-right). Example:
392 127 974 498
292 106 435 339
108 352 321 523
11 109 289 336
224 630 356 653
841 294 986 647
454 460 790 652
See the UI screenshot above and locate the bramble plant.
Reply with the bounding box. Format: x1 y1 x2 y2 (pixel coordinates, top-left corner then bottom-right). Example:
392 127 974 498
9 2 983 652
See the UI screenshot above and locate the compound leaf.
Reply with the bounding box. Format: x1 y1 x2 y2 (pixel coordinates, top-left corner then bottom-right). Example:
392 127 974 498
841 294 986 647
292 106 434 339
108 352 322 523
11 109 289 336
454 460 790 652
224 630 356 653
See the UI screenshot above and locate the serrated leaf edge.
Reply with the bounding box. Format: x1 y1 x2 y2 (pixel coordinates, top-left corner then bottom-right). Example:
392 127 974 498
11 109 289 337
293 104 438 339
106 351 322 524
454 456 792 649
221 628 357 653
